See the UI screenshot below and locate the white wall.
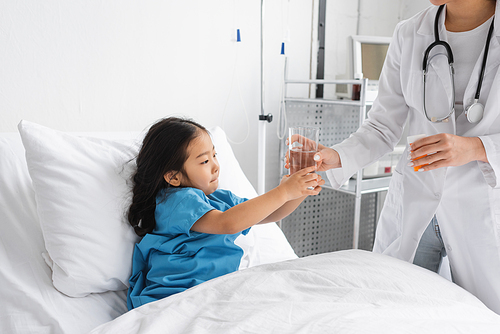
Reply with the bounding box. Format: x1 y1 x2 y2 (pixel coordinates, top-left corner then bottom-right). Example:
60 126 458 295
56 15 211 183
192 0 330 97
0 0 430 192
323 0 430 101
0 0 263 185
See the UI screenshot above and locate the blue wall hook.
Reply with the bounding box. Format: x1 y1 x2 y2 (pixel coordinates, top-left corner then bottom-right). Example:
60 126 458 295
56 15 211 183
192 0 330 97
237 29 241 42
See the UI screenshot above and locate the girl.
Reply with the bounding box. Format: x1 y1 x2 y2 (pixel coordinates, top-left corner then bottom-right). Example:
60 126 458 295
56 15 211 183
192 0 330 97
127 117 323 310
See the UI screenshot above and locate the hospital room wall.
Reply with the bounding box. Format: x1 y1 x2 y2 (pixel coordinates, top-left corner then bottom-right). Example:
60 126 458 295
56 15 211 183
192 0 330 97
0 0 428 192
0 0 310 189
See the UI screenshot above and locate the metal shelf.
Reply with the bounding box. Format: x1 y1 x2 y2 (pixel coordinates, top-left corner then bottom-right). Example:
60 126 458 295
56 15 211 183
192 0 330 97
285 97 359 106
284 97 373 107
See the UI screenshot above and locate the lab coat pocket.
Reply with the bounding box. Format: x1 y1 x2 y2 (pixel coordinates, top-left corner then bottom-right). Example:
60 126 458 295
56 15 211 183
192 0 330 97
407 67 452 121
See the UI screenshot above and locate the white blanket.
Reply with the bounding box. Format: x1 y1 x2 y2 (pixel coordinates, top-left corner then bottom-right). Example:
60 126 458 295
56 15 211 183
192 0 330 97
91 250 500 334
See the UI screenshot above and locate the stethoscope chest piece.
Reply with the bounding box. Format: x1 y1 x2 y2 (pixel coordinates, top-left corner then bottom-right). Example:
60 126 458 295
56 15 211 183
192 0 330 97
465 100 484 123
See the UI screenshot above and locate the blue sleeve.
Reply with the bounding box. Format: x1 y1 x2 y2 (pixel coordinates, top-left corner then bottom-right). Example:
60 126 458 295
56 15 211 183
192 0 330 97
211 189 248 207
227 191 248 206
154 188 215 236
210 189 251 235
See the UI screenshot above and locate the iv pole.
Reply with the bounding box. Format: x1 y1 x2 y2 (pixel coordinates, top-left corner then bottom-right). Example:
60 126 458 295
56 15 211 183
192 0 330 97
258 0 273 195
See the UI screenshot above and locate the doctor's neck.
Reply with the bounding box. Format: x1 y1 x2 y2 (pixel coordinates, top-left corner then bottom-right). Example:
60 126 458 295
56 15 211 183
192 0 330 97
441 0 496 32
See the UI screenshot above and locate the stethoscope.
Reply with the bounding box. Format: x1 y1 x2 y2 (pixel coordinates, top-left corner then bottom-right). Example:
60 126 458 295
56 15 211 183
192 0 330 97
423 5 495 123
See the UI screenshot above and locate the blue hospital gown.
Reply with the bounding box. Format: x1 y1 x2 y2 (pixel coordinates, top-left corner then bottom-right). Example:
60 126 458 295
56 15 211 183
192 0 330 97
127 187 250 310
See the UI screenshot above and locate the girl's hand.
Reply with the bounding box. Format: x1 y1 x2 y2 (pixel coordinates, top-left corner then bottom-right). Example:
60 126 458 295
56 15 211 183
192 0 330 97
285 136 341 172
278 166 323 201
408 133 488 171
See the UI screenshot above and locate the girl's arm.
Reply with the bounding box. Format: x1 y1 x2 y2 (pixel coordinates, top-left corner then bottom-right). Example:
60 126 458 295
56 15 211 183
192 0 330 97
191 166 321 234
258 196 306 224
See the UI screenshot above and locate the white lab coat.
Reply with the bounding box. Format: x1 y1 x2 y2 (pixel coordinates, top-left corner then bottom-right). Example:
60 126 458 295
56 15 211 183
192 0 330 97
326 4 500 314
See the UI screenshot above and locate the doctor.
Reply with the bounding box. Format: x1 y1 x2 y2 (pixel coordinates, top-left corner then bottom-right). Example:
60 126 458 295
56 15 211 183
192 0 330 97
305 0 500 313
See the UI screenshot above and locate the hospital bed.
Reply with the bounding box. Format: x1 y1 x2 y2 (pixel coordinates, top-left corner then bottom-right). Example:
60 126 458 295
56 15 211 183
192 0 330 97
1 120 500 334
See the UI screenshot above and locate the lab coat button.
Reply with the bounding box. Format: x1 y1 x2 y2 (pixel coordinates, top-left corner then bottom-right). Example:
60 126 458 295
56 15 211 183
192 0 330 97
435 192 441 198
447 245 452 252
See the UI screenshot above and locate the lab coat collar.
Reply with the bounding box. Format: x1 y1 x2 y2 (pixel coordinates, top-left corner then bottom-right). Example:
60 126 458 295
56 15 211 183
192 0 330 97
417 5 444 37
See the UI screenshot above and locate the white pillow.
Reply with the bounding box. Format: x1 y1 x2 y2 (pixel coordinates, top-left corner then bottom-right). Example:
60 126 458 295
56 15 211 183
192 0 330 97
19 120 141 297
211 127 258 199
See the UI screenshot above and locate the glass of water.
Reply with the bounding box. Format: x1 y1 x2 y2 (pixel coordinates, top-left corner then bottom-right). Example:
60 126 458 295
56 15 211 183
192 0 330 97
288 126 320 175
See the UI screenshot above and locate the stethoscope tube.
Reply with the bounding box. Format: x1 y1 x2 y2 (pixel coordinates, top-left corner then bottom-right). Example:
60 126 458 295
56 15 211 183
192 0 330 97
475 20 495 100
422 5 455 123
423 57 456 123
422 5 454 72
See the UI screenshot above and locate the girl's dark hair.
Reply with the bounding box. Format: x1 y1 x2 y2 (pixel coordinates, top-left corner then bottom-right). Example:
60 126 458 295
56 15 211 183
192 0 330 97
128 117 207 236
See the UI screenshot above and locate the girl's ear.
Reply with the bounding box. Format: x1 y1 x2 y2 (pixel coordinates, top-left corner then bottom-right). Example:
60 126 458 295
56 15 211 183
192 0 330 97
164 171 181 186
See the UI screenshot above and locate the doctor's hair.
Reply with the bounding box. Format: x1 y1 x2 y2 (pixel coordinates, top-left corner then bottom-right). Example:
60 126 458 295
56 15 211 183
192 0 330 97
128 117 208 237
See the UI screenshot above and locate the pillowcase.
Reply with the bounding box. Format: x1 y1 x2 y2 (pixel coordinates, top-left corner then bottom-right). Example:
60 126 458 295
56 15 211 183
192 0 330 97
19 120 141 297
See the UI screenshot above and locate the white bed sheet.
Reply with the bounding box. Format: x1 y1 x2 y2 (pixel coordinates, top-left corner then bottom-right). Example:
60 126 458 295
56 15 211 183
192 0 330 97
91 250 500 334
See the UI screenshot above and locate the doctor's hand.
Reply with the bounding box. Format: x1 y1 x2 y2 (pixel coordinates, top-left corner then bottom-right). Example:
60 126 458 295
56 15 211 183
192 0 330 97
284 143 342 172
285 136 342 172
408 133 488 172
312 146 342 172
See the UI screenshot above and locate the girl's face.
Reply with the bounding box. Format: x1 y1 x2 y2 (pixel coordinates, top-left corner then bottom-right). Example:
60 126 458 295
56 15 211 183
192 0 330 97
174 131 220 195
